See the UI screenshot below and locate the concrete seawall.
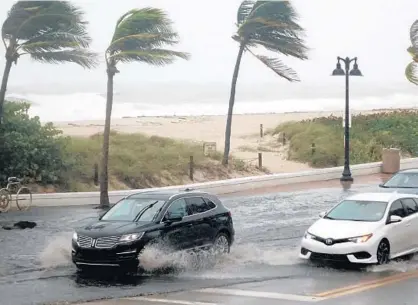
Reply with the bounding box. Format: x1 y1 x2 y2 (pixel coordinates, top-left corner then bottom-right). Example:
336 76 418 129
29 158 418 207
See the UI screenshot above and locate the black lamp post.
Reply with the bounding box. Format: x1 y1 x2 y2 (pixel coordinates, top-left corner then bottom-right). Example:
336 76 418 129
332 57 363 182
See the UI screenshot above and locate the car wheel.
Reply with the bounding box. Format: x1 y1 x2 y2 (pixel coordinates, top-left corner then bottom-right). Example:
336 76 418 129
376 240 390 265
211 233 230 255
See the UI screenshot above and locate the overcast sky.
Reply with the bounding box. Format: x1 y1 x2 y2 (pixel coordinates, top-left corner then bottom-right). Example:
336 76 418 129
0 0 417 95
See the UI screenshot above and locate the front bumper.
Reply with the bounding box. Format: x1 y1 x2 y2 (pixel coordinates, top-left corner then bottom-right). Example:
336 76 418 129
299 237 378 264
71 241 140 268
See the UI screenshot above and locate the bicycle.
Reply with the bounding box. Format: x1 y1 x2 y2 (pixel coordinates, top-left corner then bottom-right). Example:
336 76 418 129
0 177 33 212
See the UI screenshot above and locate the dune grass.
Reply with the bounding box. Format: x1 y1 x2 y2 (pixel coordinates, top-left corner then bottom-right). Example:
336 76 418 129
271 110 418 168
59 131 263 192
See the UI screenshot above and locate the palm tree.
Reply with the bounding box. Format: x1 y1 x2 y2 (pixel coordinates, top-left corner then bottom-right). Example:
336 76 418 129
100 8 190 208
0 1 98 124
406 20 418 85
222 0 309 165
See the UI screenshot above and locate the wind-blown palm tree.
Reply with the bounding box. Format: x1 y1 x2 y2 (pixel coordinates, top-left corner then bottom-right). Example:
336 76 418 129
99 8 190 207
222 0 308 165
406 20 418 85
0 1 98 124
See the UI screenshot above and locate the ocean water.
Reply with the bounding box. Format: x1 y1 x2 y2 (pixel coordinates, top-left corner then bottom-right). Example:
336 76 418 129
5 91 418 122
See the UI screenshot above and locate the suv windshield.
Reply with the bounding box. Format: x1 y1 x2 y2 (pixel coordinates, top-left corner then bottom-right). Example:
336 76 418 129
383 173 418 188
101 197 166 222
325 200 388 222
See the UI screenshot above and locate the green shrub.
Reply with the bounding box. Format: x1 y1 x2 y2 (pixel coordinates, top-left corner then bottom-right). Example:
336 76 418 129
0 101 69 185
273 110 418 168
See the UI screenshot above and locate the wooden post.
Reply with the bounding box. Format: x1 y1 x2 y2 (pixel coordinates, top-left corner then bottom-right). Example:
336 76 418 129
260 124 264 138
311 143 316 156
93 163 99 186
189 155 194 180
258 152 263 169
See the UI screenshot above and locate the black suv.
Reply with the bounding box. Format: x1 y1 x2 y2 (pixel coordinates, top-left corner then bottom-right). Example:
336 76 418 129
71 189 234 272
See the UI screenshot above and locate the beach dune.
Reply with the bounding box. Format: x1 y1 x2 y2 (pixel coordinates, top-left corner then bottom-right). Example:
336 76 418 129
54 110 393 173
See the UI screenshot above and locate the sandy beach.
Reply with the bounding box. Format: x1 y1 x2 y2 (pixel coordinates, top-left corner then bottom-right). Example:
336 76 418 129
54 109 394 174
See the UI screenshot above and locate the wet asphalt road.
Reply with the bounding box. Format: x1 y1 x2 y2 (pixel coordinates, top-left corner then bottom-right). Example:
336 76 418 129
1 183 416 305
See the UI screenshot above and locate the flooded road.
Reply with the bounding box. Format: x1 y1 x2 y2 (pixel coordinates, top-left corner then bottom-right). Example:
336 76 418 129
1 183 417 305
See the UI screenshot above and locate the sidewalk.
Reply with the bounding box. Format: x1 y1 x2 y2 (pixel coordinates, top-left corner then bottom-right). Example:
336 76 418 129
220 173 390 197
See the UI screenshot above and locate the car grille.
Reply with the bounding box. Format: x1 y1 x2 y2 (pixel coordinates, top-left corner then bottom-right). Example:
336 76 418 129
78 235 93 248
310 252 349 263
77 235 121 249
95 236 120 248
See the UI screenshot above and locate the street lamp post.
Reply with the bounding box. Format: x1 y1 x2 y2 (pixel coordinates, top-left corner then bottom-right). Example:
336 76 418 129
332 57 363 182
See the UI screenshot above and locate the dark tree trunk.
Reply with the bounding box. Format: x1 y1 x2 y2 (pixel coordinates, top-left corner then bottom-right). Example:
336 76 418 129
99 69 115 208
0 59 13 125
222 43 245 166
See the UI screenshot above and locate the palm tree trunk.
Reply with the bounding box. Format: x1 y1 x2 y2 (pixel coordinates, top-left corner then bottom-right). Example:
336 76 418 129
222 43 245 166
0 59 13 125
99 70 115 208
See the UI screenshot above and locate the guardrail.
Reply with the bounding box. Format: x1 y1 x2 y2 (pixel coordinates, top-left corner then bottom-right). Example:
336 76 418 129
30 158 418 207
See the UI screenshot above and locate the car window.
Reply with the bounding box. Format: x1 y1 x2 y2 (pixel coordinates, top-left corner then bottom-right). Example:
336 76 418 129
101 198 166 222
203 197 216 209
384 172 418 188
388 200 406 218
325 200 388 222
401 198 418 215
165 198 190 219
186 197 210 214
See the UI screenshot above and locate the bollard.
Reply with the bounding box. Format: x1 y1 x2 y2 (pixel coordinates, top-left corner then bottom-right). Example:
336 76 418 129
93 163 99 186
260 124 264 138
258 152 263 169
189 156 194 181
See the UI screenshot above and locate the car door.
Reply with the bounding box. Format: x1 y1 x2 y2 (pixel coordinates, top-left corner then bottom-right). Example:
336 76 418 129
400 198 418 251
385 199 408 256
159 198 194 251
185 196 214 248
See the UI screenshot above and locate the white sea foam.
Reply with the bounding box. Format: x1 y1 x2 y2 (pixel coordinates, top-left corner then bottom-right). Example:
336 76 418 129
6 91 418 122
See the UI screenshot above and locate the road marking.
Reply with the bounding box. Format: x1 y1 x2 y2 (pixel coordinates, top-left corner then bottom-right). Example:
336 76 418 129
124 297 218 305
196 288 324 302
314 269 418 299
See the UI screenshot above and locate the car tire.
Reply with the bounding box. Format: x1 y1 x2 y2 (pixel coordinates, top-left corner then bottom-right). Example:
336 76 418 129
211 232 230 255
376 239 390 265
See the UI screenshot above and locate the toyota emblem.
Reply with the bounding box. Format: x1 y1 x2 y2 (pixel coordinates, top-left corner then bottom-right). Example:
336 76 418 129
325 238 333 245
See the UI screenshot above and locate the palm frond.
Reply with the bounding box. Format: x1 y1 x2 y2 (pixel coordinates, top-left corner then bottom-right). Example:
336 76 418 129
410 20 418 50
106 8 189 66
405 61 418 85
30 48 98 68
237 0 256 26
108 49 190 66
247 47 300 82
248 34 308 60
112 8 175 42
107 32 179 54
3 1 89 42
235 1 308 62
238 1 303 36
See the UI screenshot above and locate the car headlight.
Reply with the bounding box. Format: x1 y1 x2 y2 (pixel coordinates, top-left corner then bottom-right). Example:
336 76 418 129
72 232 78 241
348 234 373 243
119 232 144 243
304 232 315 239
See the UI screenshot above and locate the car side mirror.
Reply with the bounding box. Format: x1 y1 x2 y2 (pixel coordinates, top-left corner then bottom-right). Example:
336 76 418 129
319 211 326 218
388 215 402 224
163 215 183 224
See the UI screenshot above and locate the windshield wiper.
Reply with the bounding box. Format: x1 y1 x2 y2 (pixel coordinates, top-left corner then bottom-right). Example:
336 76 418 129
133 201 158 221
324 216 335 220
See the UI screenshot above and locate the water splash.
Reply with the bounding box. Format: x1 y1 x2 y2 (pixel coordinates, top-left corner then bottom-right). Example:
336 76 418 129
38 232 73 269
